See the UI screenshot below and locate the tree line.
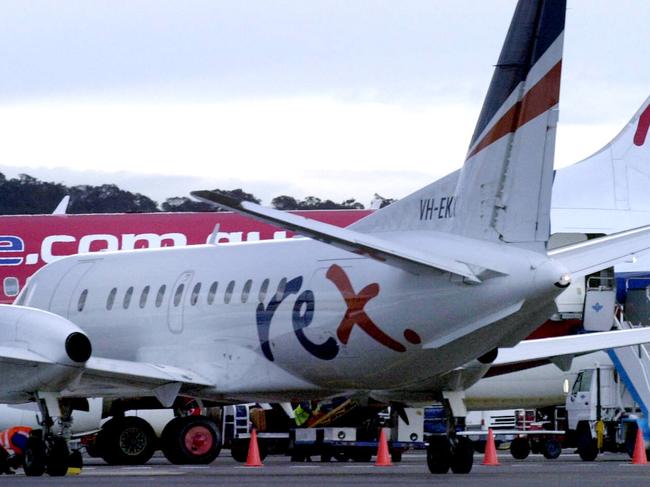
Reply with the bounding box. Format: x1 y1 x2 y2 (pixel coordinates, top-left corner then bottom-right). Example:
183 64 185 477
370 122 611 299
0 173 394 214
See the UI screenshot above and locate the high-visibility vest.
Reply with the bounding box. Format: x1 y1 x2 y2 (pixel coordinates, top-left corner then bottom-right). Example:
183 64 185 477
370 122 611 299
0 426 32 455
294 405 310 426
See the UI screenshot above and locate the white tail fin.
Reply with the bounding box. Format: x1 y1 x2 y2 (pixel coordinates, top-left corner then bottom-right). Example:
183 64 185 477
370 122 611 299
552 96 650 234
351 0 566 253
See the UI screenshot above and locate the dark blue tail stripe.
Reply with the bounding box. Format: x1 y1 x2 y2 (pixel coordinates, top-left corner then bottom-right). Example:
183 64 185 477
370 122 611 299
469 0 566 149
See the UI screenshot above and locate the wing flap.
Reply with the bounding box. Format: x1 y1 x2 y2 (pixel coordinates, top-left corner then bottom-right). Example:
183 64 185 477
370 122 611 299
191 191 507 282
494 327 650 366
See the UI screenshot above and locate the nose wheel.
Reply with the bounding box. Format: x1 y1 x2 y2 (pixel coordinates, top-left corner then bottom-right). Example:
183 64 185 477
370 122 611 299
23 433 81 477
23 395 83 477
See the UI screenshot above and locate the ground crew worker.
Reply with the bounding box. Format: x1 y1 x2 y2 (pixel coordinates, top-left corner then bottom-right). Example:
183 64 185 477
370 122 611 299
0 426 32 475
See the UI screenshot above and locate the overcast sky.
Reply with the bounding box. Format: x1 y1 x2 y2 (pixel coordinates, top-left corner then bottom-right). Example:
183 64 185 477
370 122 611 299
1 1 649 206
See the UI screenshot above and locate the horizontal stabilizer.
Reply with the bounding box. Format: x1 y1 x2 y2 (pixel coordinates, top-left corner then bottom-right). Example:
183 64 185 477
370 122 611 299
192 190 504 282
495 327 650 366
549 225 650 277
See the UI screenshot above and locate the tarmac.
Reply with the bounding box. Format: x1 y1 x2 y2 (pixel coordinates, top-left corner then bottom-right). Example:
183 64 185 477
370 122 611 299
4 451 650 486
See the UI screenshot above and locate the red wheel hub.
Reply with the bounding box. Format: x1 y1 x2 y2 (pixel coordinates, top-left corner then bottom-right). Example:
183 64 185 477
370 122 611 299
184 425 213 456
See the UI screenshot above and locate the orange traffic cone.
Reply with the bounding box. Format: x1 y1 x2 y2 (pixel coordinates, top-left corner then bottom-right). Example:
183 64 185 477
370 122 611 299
245 428 263 467
632 428 648 465
375 428 392 467
482 428 499 466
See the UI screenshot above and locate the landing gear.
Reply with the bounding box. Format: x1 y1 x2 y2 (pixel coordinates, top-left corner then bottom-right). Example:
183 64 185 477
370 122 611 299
23 435 46 477
161 416 222 464
23 396 83 477
96 416 157 465
426 435 473 474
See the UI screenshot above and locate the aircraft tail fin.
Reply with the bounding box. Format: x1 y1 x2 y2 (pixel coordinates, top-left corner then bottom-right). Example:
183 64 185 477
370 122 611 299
351 0 566 253
552 96 650 234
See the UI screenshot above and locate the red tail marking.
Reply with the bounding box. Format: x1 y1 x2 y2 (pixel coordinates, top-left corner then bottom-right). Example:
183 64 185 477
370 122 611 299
468 61 562 159
634 105 650 146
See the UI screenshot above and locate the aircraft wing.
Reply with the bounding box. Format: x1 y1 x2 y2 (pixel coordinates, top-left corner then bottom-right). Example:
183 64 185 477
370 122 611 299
494 327 650 367
191 190 504 283
62 357 214 407
549 225 650 278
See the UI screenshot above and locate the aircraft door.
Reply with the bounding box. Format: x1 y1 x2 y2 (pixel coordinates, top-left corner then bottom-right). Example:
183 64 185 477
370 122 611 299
168 271 193 334
48 260 97 319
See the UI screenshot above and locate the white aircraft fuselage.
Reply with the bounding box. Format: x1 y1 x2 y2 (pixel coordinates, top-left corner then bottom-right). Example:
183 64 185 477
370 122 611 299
19 232 566 402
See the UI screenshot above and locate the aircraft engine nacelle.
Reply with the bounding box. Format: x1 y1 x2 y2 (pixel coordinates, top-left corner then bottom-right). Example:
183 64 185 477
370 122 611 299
0 304 92 402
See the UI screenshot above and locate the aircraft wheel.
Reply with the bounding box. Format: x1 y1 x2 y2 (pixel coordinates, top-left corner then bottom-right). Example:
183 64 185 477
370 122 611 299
510 437 530 460
161 416 221 465
450 437 473 474
542 439 562 459
46 437 70 477
426 436 451 474
23 437 47 477
98 417 157 465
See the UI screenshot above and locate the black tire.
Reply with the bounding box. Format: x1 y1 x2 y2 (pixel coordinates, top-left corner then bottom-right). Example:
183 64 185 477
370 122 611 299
161 416 221 465
23 437 47 477
510 437 530 460
473 440 486 454
46 437 69 477
390 449 402 463
98 417 157 465
450 437 473 474
577 423 598 462
350 450 372 462
625 423 638 458
68 449 83 469
333 450 349 462
231 439 248 463
578 439 599 461
426 436 451 474
542 439 562 460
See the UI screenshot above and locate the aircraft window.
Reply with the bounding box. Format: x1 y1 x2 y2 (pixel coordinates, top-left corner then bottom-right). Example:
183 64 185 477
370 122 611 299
258 278 270 302
139 285 150 309
224 281 235 304
123 286 134 309
173 283 185 307
191 282 201 306
207 282 218 305
275 277 287 300
241 279 252 303
77 289 88 312
155 285 166 307
3 277 19 297
107 288 117 310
